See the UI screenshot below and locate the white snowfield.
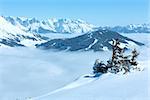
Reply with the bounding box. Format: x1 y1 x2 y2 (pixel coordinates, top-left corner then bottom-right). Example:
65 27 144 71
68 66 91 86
28 74 99 100
26 60 148 100
0 33 150 100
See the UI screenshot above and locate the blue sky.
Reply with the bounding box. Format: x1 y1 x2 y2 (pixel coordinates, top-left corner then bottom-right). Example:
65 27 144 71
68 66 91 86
0 0 149 26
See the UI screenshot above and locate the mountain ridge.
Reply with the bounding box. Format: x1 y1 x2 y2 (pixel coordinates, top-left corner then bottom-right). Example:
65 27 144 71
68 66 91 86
36 29 144 51
0 16 147 48
3 16 95 34
100 24 150 33
2 16 150 34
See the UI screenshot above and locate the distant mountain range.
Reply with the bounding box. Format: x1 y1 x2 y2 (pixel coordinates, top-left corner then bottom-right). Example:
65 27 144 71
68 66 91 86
36 29 144 51
0 16 146 50
2 16 150 34
3 16 95 34
100 24 150 33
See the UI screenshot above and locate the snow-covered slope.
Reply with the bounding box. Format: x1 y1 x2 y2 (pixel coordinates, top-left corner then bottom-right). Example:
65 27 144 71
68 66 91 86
0 33 149 100
0 16 48 47
3 16 95 34
38 69 149 100
36 29 144 51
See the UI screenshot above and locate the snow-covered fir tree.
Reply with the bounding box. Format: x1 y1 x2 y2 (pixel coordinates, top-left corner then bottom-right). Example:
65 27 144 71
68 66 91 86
92 39 141 75
93 59 107 74
109 39 124 73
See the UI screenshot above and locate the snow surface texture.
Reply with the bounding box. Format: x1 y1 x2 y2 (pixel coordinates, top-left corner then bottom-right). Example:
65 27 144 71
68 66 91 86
29 74 99 100
0 33 150 100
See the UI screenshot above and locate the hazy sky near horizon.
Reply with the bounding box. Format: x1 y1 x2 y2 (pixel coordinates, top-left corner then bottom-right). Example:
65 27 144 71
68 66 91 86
0 0 149 26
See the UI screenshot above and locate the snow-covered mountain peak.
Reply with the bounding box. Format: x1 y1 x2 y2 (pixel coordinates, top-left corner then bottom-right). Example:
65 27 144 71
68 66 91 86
16 16 28 21
45 18 96 33
0 16 36 37
0 16 48 47
2 16 95 34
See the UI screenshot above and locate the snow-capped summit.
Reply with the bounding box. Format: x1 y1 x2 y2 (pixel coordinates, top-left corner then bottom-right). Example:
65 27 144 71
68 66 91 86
2 16 95 34
0 16 48 47
47 18 95 33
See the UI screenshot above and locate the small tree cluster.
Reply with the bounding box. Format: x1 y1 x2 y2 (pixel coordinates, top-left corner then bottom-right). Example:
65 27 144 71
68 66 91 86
93 39 140 74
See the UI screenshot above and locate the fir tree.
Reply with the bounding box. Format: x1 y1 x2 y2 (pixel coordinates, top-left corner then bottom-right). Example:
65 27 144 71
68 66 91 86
130 49 139 66
120 55 131 74
93 59 107 74
92 39 140 75
109 39 124 74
